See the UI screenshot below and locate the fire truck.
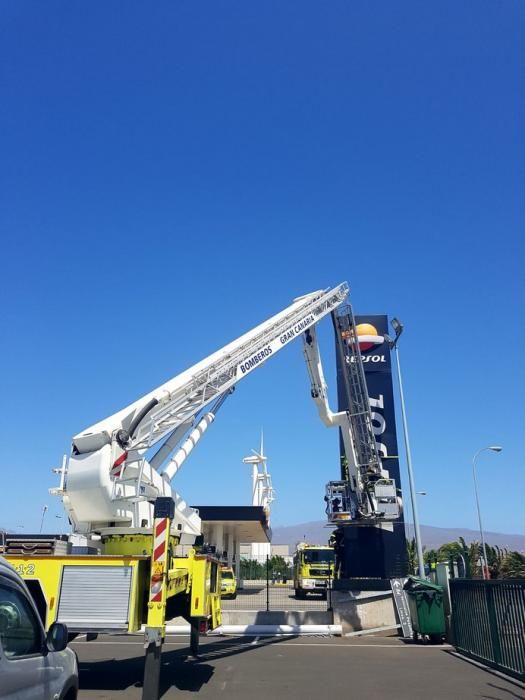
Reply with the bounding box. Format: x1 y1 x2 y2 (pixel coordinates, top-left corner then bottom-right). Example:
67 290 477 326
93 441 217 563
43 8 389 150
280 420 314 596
3 281 400 697
292 543 336 599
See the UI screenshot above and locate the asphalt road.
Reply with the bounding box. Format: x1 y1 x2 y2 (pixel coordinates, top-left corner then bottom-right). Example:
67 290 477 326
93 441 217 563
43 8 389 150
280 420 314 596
72 634 525 699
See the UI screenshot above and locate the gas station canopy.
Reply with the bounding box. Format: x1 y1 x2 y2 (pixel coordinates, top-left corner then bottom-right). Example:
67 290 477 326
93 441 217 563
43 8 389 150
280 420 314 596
193 505 271 544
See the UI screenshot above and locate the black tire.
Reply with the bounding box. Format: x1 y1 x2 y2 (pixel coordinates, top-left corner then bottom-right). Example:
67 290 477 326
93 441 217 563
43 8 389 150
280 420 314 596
295 589 305 599
429 633 443 645
60 683 78 700
231 593 237 600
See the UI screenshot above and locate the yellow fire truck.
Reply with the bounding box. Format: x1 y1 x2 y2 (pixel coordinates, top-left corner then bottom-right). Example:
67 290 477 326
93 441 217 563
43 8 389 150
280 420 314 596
3 282 400 697
293 543 336 599
2 285 350 698
2 499 222 699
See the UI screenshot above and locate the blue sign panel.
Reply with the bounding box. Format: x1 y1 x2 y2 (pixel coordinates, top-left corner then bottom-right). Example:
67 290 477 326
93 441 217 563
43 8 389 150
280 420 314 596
335 314 408 579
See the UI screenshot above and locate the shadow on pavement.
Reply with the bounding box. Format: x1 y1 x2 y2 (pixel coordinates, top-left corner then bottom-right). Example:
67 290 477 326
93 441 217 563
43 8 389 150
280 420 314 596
481 682 525 700
235 587 265 596
399 637 445 645
78 635 297 696
443 650 525 698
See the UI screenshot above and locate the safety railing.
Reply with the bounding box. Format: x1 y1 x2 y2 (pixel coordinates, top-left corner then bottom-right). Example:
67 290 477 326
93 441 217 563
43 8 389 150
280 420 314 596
450 579 525 681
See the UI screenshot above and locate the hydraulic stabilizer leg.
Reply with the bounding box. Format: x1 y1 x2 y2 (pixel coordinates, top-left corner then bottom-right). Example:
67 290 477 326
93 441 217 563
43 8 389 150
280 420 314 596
143 628 162 700
142 497 175 700
190 618 200 657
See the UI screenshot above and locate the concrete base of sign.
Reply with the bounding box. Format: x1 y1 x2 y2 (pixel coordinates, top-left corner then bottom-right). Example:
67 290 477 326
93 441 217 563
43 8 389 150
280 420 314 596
163 600 399 636
331 589 398 635
220 610 333 626
214 624 342 636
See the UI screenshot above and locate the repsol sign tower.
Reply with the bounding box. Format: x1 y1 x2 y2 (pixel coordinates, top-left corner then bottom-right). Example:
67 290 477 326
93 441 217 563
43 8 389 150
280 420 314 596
335 315 408 579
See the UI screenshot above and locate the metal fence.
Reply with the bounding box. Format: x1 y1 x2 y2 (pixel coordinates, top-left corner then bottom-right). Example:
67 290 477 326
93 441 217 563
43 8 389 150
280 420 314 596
450 579 525 681
222 556 331 612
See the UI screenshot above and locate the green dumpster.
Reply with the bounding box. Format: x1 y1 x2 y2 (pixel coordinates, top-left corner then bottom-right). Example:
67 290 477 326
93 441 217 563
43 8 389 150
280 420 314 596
403 577 446 643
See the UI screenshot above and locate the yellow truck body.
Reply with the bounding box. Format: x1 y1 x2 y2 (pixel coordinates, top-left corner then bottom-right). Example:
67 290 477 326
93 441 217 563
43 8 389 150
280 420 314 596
292 543 336 599
5 538 221 635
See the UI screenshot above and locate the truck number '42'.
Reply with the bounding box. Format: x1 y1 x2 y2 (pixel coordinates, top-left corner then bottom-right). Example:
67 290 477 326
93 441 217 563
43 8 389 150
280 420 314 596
13 563 35 576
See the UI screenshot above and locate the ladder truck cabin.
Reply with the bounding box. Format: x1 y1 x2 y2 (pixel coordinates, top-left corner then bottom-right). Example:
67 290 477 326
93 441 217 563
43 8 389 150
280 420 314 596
6 282 385 698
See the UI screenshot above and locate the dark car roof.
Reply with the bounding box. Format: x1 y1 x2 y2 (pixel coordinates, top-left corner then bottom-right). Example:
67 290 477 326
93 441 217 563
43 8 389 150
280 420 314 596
0 556 44 629
0 556 23 584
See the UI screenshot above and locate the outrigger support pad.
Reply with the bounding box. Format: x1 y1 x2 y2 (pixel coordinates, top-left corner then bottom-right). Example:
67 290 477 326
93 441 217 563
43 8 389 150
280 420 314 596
142 636 162 700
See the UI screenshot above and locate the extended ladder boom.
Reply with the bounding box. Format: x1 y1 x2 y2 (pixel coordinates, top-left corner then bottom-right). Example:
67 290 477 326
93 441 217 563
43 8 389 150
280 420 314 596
58 283 349 535
332 307 383 479
72 283 348 457
302 304 400 524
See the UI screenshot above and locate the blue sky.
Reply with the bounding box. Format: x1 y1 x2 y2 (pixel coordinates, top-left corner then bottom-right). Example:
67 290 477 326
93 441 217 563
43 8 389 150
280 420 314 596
1 2 524 537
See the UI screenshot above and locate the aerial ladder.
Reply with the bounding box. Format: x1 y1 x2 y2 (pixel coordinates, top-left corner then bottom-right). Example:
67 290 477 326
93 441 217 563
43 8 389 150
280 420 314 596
53 282 349 538
302 305 400 525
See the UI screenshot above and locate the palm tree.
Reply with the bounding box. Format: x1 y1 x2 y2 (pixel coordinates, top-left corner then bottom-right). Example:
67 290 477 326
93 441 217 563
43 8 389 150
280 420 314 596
436 537 474 578
500 551 525 578
424 548 439 567
406 538 417 575
484 544 508 579
407 536 525 580
466 540 484 578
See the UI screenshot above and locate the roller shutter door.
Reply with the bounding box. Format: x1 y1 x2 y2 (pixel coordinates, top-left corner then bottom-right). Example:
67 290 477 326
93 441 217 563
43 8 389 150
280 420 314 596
57 565 133 631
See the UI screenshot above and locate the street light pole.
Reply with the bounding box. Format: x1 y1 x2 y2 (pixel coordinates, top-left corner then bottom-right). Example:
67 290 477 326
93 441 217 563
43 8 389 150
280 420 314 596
472 446 502 580
39 505 48 534
387 318 426 579
407 492 427 553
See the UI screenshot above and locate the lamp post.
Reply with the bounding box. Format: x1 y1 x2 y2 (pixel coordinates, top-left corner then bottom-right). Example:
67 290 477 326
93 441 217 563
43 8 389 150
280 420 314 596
39 505 48 534
472 446 502 579
407 492 427 549
386 318 426 579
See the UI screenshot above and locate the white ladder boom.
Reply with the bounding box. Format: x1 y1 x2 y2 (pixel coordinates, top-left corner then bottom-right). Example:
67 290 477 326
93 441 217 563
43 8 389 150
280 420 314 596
72 283 349 465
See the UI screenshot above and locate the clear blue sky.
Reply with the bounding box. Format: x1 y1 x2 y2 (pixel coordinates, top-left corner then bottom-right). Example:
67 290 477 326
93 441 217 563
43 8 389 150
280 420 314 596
1 2 524 536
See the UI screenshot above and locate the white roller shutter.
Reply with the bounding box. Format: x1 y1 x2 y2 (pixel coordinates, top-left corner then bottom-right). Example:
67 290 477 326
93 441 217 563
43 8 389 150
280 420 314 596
57 565 133 631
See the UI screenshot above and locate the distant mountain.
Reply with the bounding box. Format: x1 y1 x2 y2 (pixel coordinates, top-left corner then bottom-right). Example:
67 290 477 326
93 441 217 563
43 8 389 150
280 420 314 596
271 521 525 553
